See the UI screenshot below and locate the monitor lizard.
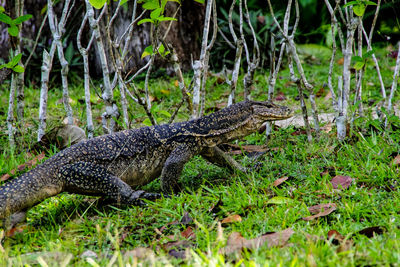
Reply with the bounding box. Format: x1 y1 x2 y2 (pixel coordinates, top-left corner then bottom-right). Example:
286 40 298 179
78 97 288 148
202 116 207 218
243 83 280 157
0 100 293 227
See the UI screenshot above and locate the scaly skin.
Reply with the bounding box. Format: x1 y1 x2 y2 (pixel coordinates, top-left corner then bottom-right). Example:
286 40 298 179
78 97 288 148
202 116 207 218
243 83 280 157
0 100 293 226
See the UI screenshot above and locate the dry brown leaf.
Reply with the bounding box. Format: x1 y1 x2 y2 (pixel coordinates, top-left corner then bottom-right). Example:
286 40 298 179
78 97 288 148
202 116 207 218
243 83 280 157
321 122 333 133
315 87 325 97
1 173 11 182
308 203 337 214
302 204 337 221
337 57 344 65
223 228 294 254
1 152 45 182
273 176 289 187
275 92 287 101
324 91 332 101
331 175 353 190
392 155 400 166
355 226 385 238
181 226 196 239
257 15 265 24
221 214 242 224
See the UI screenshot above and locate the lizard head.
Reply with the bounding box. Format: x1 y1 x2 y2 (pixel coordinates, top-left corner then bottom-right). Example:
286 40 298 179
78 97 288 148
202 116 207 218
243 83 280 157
249 100 293 122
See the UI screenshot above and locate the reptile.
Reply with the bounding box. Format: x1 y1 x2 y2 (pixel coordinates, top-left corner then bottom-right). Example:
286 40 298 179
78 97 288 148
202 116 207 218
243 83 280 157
0 100 293 227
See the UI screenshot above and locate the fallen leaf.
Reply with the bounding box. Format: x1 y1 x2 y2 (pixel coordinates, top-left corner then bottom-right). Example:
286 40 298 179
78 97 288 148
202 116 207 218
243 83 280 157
221 214 242 224
1 152 46 182
321 122 333 133
181 226 196 239
392 155 400 166
226 144 269 155
257 15 265 24
267 196 294 205
337 57 344 65
223 228 294 254
5 225 26 237
315 87 325 97
355 226 385 238
308 203 337 214
275 92 286 101
324 91 332 101
273 176 289 187
302 203 337 221
159 212 193 233
331 175 353 190
388 50 398 59
215 77 225 84
1 173 11 182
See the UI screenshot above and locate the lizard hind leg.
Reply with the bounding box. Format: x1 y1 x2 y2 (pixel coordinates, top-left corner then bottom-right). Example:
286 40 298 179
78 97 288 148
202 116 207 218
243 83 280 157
60 161 160 206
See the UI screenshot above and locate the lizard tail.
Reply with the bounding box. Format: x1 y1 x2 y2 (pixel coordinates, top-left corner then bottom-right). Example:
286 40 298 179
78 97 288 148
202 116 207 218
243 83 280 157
0 166 62 220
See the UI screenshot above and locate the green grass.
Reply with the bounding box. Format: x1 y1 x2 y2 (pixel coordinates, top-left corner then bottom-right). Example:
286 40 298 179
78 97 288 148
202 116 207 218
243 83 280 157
1 45 400 266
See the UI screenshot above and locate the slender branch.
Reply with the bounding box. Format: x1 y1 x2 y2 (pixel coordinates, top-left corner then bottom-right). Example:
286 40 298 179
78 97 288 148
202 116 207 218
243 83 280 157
385 42 400 128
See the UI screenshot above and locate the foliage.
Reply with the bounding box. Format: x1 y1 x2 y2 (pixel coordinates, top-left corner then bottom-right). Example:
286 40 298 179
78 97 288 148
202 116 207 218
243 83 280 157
0 9 32 73
344 0 377 17
0 53 24 73
0 10 31 37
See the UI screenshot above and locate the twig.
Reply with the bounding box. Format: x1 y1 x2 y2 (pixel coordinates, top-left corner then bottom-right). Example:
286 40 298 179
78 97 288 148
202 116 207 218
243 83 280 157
385 42 400 128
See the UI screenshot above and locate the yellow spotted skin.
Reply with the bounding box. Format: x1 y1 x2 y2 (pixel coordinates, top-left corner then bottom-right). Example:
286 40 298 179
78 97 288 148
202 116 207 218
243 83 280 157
0 100 292 224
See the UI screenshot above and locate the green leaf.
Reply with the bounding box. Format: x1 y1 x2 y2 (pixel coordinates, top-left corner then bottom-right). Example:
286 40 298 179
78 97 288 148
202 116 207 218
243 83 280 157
142 118 152 126
158 43 165 54
89 0 107 9
0 13 13 25
119 0 129 5
141 45 154 59
156 16 177 22
142 0 159 10
352 55 363 62
13 14 32 24
353 3 366 16
193 0 204 4
267 196 295 205
150 8 162 19
12 65 25 73
0 6 5 13
353 61 365 70
8 24 19 36
364 1 377 6
158 110 171 118
343 1 358 7
0 64 6 70
11 53 22 67
364 49 375 58
137 18 154 25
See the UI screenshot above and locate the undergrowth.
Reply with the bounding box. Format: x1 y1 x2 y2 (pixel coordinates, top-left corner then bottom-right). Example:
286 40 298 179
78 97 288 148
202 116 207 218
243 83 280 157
0 45 399 266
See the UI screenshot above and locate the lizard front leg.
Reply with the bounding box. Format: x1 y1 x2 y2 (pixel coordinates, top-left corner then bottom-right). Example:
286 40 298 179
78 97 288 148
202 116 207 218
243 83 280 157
60 162 160 205
161 144 197 193
201 146 247 173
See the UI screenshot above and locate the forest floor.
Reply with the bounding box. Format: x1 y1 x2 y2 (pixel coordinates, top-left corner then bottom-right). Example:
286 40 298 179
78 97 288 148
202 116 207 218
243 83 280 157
1 44 400 266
